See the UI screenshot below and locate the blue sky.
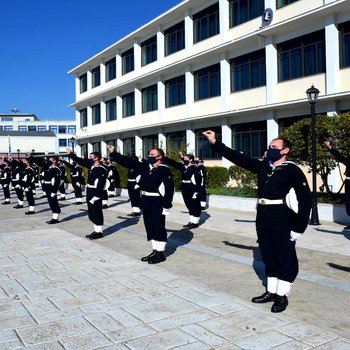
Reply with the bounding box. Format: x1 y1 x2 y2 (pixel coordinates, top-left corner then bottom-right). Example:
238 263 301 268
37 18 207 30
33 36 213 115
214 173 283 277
0 0 181 120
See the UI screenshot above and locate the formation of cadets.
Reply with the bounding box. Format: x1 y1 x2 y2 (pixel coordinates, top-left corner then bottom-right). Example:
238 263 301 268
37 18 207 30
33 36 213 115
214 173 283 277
1 134 349 312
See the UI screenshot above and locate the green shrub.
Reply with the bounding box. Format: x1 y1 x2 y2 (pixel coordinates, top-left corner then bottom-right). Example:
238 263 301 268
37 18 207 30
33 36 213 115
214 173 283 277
206 166 230 188
207 186 257 197
228 165 258 189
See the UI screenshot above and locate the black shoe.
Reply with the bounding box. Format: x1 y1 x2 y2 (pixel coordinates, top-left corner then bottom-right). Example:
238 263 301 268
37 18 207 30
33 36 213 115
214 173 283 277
183 222 199 229
40 194 47 198
13 204 24 209
58 197 66 201
141 250 157 262
102 205 108 209
85 232 95 238
344 224 350 230
148 251 166 264
271 295 288 313
46 219 59 224
127 212 141 217
89 231 103 240
25 211 35 215
75 202 83 205
2 201 10 205
251 291 276 303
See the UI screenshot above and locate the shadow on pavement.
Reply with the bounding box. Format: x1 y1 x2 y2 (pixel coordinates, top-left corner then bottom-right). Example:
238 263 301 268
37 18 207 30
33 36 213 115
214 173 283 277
103 217 141 236
327 262 350 273
166 229 194 257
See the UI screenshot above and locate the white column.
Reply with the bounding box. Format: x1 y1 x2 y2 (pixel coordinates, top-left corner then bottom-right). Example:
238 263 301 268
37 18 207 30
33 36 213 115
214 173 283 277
87 143 93 154
75 76 80 99
266 112 278 143
75 144 81 157
117 139 123 154
326 101 338 116
101 140 107 158
116 50 122 79
157 27 164 64
186 129 195 154
219 0 229 42
220 54 230 112
134 39 141 71
185 66 194 116
221 124 232 168
264 0 276 11
87 70 92 90
159 132 166 151
117 94 123 120
100 61 106 85
185 11 193 53
325 15 339 95
158 79 165 121
135 135 143 158
87 106 92 127
75 109 80 130
100 100 106 124
135 87 142 117
265 37 277 105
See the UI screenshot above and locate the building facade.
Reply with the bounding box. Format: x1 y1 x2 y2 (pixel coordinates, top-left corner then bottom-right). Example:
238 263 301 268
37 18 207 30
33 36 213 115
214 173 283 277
69 0 350 191
0 114 77 154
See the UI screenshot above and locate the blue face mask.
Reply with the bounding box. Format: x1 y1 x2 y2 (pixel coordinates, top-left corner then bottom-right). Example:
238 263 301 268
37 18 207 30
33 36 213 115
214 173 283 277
148 156 157 165
267 147 283 163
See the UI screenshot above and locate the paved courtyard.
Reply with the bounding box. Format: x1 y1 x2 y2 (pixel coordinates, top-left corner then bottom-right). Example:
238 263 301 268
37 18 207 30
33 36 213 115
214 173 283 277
0 190 349 349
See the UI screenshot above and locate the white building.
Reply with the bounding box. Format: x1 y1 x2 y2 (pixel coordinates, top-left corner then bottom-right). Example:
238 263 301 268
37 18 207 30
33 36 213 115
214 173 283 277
68 0 350 192
0 114 77 154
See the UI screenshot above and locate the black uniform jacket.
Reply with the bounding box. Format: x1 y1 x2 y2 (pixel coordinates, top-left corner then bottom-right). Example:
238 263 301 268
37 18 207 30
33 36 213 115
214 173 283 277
0 167 11 186
212 140 311 233
62 160 85 185
329 148 350 177
109 151 174 209
23 167 35 190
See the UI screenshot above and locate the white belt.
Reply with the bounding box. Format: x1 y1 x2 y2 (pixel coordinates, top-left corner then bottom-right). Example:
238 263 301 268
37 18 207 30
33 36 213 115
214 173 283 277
128 179 136 182
258 198 284 205
142 191 160 197
43 181 51 184
182 180 191 183
346 177 350 180
87 184 97 188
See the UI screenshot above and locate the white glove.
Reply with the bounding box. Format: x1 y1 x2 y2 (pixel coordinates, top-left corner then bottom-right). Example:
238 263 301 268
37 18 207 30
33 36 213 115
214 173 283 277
290 231 302 241
89 196 100 204
162 208 170 216
3 184 8 188
134 184 140 189
192 192 198 199
50 192 57 198
15 185 21 189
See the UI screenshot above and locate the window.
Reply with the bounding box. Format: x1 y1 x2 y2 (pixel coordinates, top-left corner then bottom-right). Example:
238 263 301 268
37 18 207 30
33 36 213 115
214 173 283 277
80 73 87 93
278 30 325 82
18 126 27 131
0 126 3 131
122 48 134 74
1 117 13 121
233 121 267 158
92 142 101 153
68 125 76 134
80 144 88 158
276 0 299 9
59 139 67 147
229 0 264 27
105 58 116 82
166 131 186 151
91 66 101 88
92 104 101 124
165 21 185 56
122 92 135 117
80 108 87 128
106 98 117 121
165 75 186 107
142 84 158 113
230 49 266 91
38 126 46 131
123 137 135 156
193 3 220 43
339 21 350 69
4 126 13 131
278 115 308 132
28 125 37 131
49 126 57 133
194 63 221 100
142 135 158 159
58 125 67 134
196 127 222 160
141 36 157 66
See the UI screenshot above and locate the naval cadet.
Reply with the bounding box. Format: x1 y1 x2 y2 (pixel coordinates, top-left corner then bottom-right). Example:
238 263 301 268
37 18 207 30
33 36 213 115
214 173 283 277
61 159 84 204
202 130 311 313
1 159 12 204
22 158 36 215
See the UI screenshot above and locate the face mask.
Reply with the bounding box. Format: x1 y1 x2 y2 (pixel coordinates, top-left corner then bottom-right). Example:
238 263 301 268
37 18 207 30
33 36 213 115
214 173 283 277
183 160 190 166
194 160 199 164
148 156 157 165
266 147 283 163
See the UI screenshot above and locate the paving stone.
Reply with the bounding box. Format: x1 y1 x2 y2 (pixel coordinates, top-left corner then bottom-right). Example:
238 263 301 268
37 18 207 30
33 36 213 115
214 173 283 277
314 339 350 349
84 312 125 332
173 341 214 350
97 343 131 350
16 316 96 346
31 307 85 324
1 279 29 296
124 296 200 323
0 339 24 349
0 308 36 331
60 331 114 350
207 301 246 315
277 322 337 346
107 308 143 327
23 341 65 349
22 298 59 315
0 264 36 279
273 340 312 349
180 323 228 346
0 329 19 343
17 276 80 293
26 288 74 302
124 329 197 350
0 300 24 313
139 290 174 302
52 294 109 310
105 324 156 343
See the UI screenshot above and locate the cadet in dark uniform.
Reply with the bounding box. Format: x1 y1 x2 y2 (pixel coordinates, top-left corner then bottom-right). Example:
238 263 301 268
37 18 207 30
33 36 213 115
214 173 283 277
61 159 84 204
68 150 107 239
10 159 25 209
163 154 202 229
58 161 68 201
1 159 12 204
203 130 311 313
22 158 36 215
100 157 109 209
195 156 208 209
106 159 120 197
107 145 174 264
29 155 62 224
126 156 142 216
324 140 350 229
